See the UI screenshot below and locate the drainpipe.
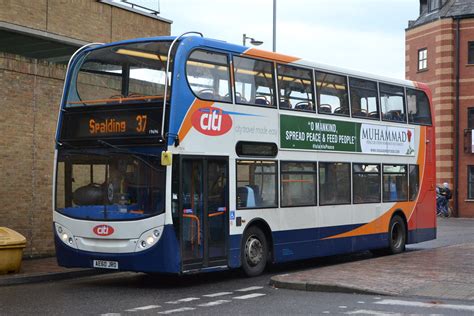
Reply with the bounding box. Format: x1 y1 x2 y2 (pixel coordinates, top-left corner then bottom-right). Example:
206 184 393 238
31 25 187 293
454 18 460 217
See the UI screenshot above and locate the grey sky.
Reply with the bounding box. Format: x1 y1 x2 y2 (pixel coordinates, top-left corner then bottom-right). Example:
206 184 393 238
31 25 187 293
159 0 419 79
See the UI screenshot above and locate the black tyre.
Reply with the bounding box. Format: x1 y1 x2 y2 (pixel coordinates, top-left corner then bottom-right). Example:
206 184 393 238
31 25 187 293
388 215 406 254
241 226 268 277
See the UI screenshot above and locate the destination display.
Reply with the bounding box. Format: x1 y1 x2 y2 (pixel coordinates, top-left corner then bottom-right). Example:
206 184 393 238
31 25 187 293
280 114 415 156
60 108 162 141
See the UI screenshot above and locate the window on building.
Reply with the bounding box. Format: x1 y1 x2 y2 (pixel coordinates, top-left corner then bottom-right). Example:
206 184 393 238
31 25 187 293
233 56 275 107
409 165 420 201
277 64 315 112
407 88 432 125
319 162 351 205
353 164 381 204
349 77 379 119
418 48 428 71
380 83 406 123
469 42 474 65
469 166 474 199
315 71 349 116
186 50 231 102
236 160 277 209
468 108 474 129
383 165 408 202
280 162 317 207
428 0 441 12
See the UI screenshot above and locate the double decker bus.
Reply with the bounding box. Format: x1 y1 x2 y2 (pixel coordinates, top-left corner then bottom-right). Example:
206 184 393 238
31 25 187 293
53 33 436 276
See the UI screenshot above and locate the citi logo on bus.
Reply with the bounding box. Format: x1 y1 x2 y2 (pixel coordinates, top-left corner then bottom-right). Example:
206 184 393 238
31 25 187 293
191 107 232 136
93 225 114 236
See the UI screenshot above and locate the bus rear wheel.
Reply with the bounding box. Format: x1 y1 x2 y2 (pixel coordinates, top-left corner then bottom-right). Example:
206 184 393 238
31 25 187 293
241 226 267 277
388 215 406 254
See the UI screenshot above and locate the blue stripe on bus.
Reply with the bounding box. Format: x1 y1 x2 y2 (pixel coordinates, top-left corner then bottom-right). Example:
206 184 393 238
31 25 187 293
229 226 436 266
55 224 181 274
408 227 436 243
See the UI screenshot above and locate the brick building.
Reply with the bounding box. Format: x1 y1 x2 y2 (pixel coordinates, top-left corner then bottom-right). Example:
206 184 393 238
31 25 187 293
406 0 474 217
0 0 171 257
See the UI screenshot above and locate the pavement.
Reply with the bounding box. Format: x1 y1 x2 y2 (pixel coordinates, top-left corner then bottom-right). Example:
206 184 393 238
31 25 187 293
1 238 473 303
0 256 100 286
271 242 474 301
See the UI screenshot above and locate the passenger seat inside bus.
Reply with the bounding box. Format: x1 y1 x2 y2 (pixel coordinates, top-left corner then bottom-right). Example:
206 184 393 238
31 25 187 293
237 185 262 208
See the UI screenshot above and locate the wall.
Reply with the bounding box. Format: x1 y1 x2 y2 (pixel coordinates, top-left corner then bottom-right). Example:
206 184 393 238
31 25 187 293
0 0 171 43
457 18 474 217
0 53 65 256
406 17 474 217
0 0 171 257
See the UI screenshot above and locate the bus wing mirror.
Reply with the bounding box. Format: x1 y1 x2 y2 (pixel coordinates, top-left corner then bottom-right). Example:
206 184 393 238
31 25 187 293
161 151 172 166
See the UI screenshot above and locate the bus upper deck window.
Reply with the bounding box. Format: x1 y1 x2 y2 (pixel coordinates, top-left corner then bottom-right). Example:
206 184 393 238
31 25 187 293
277 64 315 112
407 88 432 125
315 71 349 116
186 50 231 103
349 77 379 120
233 56 275 107
380 83 407 123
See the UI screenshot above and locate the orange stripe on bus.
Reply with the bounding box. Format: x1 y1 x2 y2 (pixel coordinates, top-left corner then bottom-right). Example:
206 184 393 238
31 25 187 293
324 126 427 240
323 201 416 240
177 99 213 142
243 48 300 64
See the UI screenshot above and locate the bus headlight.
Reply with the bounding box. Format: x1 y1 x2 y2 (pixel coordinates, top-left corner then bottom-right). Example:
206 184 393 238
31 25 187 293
136 226 164 252
55 223 77 249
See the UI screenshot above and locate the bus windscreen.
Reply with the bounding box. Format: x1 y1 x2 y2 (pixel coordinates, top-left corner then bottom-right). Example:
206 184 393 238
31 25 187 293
66 41 172 107
55 151 166 221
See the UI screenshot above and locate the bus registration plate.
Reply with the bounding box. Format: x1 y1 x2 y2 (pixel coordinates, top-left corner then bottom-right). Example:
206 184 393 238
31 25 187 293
93 260 118 270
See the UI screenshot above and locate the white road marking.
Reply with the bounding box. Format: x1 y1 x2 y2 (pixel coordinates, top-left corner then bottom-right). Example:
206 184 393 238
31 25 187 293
158 307 195 314
375 299 474 312
235 286 263 292
345 310 402 315
125 305 160 312
357 301 365 304
198 300 231 307
339 306 347 309
203 292 233 298
322 312 330 314
165 298 200 304
233 293 266 300
100 314 121 316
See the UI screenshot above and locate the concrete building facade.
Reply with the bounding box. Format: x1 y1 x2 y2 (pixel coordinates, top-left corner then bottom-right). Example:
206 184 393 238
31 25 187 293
406 0 474 217
0 0 171 257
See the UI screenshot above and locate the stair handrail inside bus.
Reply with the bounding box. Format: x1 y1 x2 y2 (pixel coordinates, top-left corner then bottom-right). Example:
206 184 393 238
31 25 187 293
161 31 203 142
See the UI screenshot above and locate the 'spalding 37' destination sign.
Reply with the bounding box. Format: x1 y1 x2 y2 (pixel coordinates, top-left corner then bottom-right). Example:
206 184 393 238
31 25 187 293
60 108 161 140
280 114 416 156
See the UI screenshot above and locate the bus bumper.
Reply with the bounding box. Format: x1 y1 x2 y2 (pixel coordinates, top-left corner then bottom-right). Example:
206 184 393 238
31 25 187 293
55 225 181 274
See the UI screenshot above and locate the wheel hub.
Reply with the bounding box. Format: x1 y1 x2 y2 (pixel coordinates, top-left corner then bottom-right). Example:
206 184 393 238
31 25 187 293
245 236 263 266
391 222 402 248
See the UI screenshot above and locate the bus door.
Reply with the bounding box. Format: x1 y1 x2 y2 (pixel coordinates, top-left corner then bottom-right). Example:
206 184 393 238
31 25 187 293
179 156 228 271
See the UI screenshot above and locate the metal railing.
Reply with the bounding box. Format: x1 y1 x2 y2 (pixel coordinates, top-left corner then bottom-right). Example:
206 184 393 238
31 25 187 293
121 0 159 15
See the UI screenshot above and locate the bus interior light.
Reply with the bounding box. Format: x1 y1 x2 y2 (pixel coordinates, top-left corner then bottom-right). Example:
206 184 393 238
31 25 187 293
115 48 167 62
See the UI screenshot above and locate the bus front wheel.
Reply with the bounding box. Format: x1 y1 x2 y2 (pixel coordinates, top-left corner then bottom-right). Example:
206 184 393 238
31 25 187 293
388 215 406 254
241 226 267 277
